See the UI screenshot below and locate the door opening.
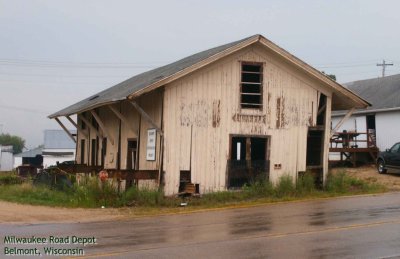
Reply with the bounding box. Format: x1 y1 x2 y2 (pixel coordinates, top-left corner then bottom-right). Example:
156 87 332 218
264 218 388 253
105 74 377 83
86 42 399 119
126 139 138 170
306 130 323 166
101 138 107 167
366 114 376 147
228 135 270 188
91 138 98 166
80 139 85 164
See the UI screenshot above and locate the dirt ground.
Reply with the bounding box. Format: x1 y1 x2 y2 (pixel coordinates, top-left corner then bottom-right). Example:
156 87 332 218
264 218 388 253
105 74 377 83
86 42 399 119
331 164 400 191
0 201 125 224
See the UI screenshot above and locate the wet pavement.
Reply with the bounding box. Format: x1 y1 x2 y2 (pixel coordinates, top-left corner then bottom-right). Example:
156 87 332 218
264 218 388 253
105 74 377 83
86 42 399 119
2 192 400 258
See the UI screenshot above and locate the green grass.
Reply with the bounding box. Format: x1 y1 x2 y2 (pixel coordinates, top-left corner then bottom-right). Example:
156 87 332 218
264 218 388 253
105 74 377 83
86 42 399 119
0 170 387 209
0 172 23 185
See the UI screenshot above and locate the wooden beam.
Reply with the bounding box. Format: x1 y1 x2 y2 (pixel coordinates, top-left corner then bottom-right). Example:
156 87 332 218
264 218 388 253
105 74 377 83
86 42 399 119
129 101 163 136
317 104 327 116
66 115 88 138
330 107 356 138
90 110 115 145
80 114 102 138
54 117 76 143
66 115 78 128
108 105 138 135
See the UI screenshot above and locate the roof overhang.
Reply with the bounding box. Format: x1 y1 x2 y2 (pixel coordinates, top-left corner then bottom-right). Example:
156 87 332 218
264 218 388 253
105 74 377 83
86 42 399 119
332 106 400 117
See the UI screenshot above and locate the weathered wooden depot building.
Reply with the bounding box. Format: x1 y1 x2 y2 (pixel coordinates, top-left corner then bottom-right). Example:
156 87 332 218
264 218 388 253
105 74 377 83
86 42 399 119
49 34 369 195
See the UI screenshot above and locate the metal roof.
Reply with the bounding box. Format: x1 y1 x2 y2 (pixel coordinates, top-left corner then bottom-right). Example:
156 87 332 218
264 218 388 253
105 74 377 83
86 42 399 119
49 35 255 118
332 74 400 116
44 129 76 149
14 147 43 158
346 74 400 110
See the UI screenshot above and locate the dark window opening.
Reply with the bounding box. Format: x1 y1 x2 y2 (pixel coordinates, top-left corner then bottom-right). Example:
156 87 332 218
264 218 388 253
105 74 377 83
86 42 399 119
228 136 270 188
80 139 85 164
126 139 137 170
241 63 263 109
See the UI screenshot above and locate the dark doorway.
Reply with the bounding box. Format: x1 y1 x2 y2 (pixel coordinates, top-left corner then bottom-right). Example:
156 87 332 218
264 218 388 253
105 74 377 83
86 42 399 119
101 138 107 167
366 115 376 130
126 139 138 170
251 138 267 160
228 136 270 188
366 114 376 147
179 170 191 193
91 139 98 166
80 139 85 164
306 130 323 166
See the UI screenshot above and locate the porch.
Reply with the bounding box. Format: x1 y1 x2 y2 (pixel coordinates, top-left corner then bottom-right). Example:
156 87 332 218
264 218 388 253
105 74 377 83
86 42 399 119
329 131 379 167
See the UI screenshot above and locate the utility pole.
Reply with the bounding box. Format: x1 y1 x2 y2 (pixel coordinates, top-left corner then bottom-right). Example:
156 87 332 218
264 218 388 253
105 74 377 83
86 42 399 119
377 59 393 77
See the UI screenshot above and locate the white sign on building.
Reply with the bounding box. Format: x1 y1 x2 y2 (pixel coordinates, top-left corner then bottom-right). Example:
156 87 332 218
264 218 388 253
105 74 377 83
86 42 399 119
146 129 157 161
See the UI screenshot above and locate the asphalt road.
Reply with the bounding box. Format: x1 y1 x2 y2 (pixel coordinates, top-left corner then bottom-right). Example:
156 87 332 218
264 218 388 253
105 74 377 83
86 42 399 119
2 193 400 258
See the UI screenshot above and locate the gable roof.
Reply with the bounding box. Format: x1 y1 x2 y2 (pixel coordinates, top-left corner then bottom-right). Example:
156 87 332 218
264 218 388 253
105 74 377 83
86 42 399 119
332 74 400 116
346 74 400 111
44 129 76 149
49 34 370 118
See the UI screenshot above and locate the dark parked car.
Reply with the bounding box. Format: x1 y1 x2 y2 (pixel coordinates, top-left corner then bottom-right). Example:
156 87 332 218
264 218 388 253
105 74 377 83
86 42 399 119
377 142 400 174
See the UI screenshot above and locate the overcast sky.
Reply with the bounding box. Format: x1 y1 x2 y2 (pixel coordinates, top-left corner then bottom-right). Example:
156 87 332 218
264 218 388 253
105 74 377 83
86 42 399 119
1 0 399 149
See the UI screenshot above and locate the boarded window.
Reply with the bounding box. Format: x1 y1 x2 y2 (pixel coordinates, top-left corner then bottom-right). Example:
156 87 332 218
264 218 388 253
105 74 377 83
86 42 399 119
240 63 263 109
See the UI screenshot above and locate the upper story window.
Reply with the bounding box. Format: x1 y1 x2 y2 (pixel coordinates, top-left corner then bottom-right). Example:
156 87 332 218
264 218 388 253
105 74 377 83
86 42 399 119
240 62 263 109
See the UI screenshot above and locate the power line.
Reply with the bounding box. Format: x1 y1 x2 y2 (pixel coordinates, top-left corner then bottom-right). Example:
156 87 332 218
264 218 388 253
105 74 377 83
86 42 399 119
0 58 167 68
0 104 50 114
317 63 375 69
0 71 130 78
0 79 115 85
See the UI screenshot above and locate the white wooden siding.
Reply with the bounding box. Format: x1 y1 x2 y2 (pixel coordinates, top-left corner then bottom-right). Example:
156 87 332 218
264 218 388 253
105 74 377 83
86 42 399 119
163 44 332 195
375 111 400 150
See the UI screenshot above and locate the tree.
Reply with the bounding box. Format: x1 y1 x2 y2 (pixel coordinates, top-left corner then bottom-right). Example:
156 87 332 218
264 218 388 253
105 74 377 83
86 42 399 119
321 71 337 81
0 133 25 154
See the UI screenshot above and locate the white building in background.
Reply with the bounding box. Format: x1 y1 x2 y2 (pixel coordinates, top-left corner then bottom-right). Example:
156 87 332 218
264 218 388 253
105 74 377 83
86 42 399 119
42 129 76 168
331 74 400 160
0 145 14 171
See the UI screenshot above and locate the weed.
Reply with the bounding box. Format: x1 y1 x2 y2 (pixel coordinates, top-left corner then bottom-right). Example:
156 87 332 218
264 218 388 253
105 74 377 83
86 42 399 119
275 175 295 198
0 172 23 185
0 169 386 209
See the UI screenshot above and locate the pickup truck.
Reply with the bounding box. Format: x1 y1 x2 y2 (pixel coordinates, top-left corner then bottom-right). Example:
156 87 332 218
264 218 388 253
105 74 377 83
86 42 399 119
377 142 400 174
